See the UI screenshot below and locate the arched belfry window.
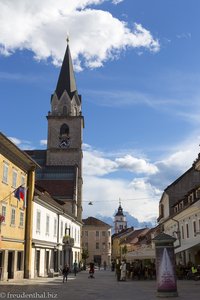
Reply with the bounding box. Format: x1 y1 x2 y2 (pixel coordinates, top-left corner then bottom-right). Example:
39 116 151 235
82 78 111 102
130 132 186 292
60 124 69 136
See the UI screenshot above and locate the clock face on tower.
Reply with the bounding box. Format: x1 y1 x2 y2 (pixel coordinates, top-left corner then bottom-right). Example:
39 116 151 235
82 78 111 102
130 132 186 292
59 137 70 148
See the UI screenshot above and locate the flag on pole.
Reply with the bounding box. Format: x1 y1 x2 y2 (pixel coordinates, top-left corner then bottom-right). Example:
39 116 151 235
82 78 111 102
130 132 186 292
14 186 25 201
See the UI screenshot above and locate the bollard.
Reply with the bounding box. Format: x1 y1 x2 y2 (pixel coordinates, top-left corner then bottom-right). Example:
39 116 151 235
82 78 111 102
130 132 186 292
153 233 178 298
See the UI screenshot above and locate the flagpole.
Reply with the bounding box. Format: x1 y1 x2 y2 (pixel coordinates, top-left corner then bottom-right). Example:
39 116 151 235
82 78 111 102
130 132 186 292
0 184 25 203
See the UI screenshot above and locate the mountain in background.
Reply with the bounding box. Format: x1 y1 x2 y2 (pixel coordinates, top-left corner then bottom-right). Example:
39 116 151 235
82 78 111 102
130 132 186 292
95 211 155 232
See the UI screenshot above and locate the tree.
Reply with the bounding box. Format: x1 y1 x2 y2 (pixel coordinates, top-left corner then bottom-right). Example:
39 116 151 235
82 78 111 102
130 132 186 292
82 248 89 270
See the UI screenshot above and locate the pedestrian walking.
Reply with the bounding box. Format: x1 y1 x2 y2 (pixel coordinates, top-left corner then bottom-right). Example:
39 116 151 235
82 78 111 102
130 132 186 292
88 262 95 278
120 260 127 281
116 261 121 281
62 264 69 283
73 260 78 276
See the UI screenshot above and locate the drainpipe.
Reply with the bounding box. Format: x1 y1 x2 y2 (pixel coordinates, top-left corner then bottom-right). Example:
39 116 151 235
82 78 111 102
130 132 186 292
57 214 60 272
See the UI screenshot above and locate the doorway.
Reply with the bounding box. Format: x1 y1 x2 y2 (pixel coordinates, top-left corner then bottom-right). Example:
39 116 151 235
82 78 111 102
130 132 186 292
7 251 14 279
45 251 49 275
36 250 40 277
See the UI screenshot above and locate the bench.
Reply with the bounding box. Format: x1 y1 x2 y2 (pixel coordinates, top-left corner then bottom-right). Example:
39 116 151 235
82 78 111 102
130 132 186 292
48 268 60 277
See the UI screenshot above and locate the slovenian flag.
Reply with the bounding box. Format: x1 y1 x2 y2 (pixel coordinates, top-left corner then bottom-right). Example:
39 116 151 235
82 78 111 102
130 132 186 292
14 186 25 201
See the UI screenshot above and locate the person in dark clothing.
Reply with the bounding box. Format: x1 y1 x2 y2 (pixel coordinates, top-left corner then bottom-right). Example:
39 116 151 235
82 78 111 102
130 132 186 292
62 264 69 283
73 260 78 276
88 262 95 278
116 262 121 281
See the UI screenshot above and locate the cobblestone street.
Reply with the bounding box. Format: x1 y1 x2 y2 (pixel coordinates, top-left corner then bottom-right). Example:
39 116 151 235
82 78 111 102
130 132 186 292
0 270 200 300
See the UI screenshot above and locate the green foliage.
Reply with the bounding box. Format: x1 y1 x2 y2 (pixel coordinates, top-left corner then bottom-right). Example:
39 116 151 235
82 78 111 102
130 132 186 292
82 248 89 260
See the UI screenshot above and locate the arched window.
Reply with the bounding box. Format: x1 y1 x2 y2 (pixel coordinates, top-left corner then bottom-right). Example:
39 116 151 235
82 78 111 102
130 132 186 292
60 124 69 136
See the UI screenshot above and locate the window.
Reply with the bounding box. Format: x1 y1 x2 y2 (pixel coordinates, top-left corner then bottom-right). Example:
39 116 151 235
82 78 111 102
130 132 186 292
36 210 41 233
54 218 57 237
60 123 69 135
77 230 80 243
102 231 106 237
85 231 88 237
1 205 6 223
186 223 189 238
193 221 197 236
96 242 99 249
108 242 111 249
21 175 25 186
85 242 88 249
46 215 50 235
60 221 63 237
17 252 23 271
102 242 106 250
11 208 16 225
108 231 110 237
96 231 99 237
2 162 9 184
159 203 164 218
19 211 24 227
71 226 73 238
181 225 184 239
12 170 17 188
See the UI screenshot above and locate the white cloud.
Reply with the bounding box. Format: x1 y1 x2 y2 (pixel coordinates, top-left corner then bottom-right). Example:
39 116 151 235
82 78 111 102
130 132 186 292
83 175 160 222
8 136 33 150
82 145 161 222
112 0 124 5
83 149 118 176
0 0 160 70
40 139 47 146
8 136 21 146
82 135 200 222
116 154 159 175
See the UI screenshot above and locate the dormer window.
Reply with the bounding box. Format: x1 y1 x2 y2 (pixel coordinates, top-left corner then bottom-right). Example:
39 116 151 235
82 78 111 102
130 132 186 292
188 194 193 203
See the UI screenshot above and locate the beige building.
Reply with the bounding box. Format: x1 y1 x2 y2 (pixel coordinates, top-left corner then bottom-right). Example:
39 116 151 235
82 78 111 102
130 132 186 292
82 217 112 267
0 132 37 281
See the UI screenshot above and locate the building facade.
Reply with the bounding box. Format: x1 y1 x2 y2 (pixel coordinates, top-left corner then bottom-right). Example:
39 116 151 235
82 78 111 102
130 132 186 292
157 154 200 266
31 186 82 278
82 217 112 267
0 132 37 281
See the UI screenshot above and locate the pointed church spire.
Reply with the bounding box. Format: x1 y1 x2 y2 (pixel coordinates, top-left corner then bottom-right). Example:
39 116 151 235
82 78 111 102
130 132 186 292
55 38 77 99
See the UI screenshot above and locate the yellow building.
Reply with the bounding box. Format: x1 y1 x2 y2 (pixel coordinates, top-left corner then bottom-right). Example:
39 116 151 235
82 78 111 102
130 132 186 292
0 132 37 281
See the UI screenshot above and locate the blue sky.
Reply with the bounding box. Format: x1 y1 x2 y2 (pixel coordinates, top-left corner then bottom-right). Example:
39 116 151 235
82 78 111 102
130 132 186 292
1 0 200 224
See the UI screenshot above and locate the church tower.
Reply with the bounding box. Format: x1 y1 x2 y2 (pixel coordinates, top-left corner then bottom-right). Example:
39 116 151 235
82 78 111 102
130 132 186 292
46 40 84 221
114 201 127 234
26 40 84 221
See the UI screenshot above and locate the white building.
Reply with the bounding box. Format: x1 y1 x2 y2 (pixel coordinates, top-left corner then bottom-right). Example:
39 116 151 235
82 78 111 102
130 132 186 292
157 156 200 266
31 186 82 278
